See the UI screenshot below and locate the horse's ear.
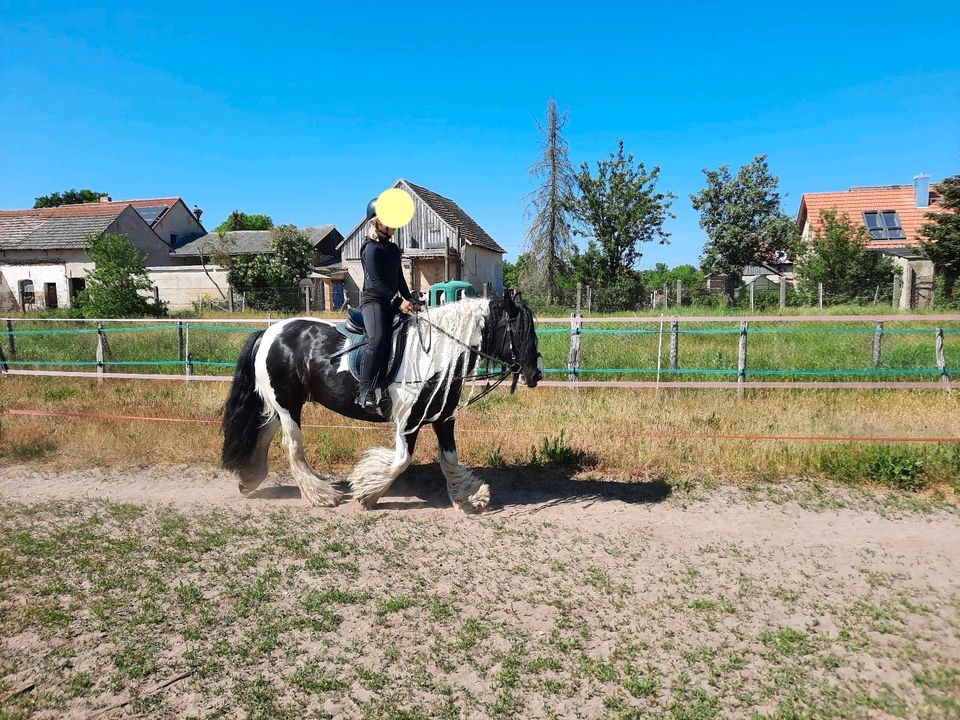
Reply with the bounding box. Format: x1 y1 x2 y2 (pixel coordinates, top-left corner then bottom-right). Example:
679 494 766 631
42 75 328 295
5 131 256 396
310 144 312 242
504 290 516 309
512 290 524 306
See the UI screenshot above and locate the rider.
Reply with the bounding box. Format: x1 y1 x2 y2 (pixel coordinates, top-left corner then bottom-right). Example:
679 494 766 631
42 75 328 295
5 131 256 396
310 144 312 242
356 197 415 412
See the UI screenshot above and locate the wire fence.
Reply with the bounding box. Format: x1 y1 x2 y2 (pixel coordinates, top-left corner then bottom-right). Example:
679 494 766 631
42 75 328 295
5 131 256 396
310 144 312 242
0 312 957 390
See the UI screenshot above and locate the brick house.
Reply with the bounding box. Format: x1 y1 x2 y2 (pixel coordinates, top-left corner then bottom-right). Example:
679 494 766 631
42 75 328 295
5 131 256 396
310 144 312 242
796 175 943 308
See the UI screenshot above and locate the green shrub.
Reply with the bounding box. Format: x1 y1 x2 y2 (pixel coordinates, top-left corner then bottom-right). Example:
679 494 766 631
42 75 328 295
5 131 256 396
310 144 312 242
818 446 927 492
530 430 596 469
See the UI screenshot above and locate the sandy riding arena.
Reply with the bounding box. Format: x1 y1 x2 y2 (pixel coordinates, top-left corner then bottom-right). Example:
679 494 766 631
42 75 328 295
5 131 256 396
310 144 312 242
1 463 958 719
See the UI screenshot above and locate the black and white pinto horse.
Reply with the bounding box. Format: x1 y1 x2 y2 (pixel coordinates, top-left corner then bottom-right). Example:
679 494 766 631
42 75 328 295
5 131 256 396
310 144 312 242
221 293 542 512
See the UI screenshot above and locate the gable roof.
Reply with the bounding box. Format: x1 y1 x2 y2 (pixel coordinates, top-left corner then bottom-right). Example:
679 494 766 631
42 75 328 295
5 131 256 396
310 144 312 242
0 206 127 250
402 180 505 253
797 184 944 248
170 225 340 257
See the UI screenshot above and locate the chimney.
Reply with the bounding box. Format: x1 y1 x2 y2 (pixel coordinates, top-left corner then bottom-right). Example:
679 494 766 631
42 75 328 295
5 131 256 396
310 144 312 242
913 173 931 208
192 205 203 221
99 195 112 203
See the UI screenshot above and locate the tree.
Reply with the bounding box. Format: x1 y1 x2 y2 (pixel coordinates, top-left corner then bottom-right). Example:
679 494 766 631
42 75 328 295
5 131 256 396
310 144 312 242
34 189 109 208
639 263 705 293
76 233 166 317
227 225 314 310
522 99 577 304
502 253 529 291
690 155 800 299
567 139 675 286
794 209 895 303
919 175 960 304
215 210 274 232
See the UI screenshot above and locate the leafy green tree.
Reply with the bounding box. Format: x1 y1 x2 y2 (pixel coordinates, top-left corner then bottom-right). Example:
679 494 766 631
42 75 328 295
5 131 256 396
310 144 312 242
215 210 274 232
567 139 675 286
34 189 109 208
227 225 314 310
919 175 960 304
794 209 895 302
690 154 800 298
522 99 577 303
503 253 529 291
76 233 166 317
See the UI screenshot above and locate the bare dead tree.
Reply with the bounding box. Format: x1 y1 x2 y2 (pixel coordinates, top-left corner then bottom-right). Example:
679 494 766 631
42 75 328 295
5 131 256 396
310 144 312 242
522 98 576 304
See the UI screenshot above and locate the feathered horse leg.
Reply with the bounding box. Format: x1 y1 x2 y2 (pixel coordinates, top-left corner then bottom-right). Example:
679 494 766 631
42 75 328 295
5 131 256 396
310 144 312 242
348 427 418 508
276 406 342 507
433 417 490 513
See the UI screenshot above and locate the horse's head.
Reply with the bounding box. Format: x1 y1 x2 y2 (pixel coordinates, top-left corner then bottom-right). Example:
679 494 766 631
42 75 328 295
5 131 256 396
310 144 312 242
485 291 542 388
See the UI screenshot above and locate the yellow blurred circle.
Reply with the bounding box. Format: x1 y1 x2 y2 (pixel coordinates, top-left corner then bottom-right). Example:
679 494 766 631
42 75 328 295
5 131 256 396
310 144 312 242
375 188 415 228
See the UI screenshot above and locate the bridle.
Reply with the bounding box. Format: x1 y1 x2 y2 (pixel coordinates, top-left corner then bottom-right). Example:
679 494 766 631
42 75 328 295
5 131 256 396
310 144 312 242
411 304 526 405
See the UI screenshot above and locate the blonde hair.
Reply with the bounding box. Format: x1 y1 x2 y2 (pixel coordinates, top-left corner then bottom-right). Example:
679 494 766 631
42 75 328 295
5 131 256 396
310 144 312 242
367 220 379 241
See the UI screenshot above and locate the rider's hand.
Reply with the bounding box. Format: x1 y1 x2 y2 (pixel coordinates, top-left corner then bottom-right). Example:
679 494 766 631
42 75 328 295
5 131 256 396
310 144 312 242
399 299 415 314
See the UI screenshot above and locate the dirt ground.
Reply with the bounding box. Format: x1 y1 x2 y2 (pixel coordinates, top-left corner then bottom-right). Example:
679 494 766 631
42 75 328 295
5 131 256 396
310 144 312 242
1 463 959 719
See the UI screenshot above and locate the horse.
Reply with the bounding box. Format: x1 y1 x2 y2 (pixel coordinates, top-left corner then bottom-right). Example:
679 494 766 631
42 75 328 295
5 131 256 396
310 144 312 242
220 291 542 512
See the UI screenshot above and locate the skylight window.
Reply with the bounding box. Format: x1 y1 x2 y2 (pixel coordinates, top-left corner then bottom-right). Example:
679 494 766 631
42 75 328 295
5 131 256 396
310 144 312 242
863 211 905 240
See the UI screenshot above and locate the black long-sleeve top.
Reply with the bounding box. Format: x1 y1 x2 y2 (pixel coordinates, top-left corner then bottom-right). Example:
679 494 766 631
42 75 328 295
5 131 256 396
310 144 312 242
360 238 412 308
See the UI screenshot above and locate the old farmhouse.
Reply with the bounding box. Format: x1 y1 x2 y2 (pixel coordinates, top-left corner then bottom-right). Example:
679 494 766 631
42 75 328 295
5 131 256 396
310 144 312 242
338 179 506 305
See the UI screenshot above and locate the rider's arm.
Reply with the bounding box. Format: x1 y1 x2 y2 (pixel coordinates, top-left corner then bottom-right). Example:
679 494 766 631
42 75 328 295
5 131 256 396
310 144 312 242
397 262 412 302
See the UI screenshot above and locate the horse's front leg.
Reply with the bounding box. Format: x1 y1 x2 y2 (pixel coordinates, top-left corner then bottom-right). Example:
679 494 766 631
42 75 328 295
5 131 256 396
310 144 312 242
277 402 342 507
433 417 490 513
348 427 419 509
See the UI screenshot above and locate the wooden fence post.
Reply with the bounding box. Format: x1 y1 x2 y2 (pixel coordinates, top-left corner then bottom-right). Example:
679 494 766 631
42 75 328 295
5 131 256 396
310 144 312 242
779 279 786 310
482 282 490 298
177 321 185 362
6 319 14 358
892 273 901 309
96 321 105 384
576 282 582 313
304 286 311 313
936 328 949 390
586 285 592 313
676 279 682 308
567 313 582 382
818 282 823 309
663 283 669 309
738 321 748 397
184 323 191 384
670 320 679 370
228 288 234 313
873 321 884 367
749 283 755 311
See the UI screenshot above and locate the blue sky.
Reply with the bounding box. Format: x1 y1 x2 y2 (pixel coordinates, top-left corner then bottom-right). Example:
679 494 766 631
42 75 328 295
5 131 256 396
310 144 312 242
2 1 958 267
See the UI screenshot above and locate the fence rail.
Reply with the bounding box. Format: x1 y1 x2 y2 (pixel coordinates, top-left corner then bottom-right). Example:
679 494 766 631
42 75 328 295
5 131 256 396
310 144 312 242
1 313 957 390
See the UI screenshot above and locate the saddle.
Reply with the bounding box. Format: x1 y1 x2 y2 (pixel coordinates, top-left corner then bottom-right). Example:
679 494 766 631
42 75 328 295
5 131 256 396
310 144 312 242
333 307 410 385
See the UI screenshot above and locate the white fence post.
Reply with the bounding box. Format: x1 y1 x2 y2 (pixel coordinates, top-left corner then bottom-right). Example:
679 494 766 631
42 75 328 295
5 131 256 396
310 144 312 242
96 322 105 384
567 313 582 382
184 322 191 385
670 320 679 370
738 321 749 397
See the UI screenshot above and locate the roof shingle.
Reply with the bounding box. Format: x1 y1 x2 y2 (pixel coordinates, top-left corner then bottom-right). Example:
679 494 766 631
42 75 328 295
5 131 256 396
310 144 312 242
402 181 505 253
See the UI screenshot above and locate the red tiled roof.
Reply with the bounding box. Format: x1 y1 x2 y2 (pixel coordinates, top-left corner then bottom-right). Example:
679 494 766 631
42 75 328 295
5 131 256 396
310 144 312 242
0 197 182 220
797 185 945 248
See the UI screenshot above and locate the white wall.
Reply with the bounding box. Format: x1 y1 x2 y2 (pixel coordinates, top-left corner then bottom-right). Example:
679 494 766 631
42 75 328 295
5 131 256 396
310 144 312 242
147 266 230 310
462 245 503 294
0 264 71 311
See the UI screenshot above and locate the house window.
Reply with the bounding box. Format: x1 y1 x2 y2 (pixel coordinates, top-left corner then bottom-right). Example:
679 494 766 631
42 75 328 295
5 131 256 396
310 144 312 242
19 280 35 306
863 211 906 241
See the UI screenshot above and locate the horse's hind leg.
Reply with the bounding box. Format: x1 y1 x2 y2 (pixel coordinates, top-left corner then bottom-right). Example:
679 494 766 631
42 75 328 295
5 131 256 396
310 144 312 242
348 428 418 509
237 414 280 495
434 418 489 513
277 405 342 507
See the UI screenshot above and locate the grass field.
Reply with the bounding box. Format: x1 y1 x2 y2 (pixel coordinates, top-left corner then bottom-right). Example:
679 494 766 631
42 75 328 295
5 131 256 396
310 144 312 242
3 307 960 382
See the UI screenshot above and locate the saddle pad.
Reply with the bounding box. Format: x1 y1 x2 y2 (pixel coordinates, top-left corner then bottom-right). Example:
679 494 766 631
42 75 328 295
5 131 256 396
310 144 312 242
334 318 409 386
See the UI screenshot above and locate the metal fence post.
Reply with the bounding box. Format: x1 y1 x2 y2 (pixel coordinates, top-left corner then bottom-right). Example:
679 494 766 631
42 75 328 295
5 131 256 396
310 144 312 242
567 313 582 382
6 319 14 358
738 321 749 397
186 353 193 384
177 321 185 362
749 283 755 312
228 288 234 313
663 283 669 309
304 286 311 313
873 321 884 367
936 328 949 390
586 285 592 313
670 320 679 370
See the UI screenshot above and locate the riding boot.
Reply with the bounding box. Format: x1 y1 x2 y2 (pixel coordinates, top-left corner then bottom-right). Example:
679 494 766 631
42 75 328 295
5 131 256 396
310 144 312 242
355 355 379 412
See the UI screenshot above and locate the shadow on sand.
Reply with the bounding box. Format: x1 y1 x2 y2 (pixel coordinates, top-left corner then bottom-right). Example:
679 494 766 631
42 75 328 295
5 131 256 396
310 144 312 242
251 463 672 512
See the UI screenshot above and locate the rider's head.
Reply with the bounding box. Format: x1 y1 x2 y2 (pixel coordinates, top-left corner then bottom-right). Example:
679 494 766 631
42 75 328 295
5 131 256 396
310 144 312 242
365 198 395 240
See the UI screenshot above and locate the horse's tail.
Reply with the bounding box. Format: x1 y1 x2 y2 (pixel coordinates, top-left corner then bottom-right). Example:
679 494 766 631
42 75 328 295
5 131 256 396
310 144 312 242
221 330 267 472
